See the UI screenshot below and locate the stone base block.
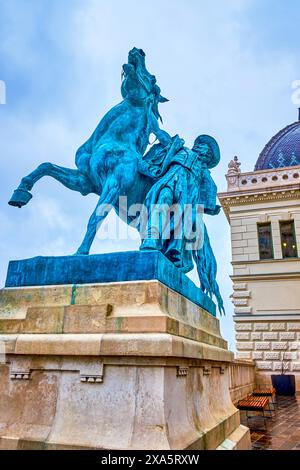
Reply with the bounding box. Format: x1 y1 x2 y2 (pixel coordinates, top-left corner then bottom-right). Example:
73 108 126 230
0 357 243 450
4 251 216 315
0 279 250 450
217 425 250 450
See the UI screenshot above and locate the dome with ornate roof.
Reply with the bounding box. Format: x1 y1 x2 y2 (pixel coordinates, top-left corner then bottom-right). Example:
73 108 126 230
255 118 300 171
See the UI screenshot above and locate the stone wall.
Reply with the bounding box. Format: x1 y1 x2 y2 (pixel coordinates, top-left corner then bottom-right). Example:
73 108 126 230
235 320 300 391
229 359 256 403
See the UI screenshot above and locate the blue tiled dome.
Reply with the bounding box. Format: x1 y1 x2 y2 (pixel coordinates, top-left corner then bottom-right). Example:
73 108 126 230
255 121 300 170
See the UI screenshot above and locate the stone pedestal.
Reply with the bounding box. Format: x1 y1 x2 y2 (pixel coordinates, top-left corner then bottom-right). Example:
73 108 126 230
0 253 250 450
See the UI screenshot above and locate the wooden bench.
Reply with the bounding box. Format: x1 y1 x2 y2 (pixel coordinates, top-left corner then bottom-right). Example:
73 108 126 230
252 387 277 410
237 396 271 430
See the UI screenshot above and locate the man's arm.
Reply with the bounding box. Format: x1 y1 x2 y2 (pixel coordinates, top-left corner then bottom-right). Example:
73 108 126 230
138 134 184 179
150 112 172 146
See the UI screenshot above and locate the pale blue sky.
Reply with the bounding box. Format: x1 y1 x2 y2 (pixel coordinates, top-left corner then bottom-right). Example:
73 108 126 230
1 0 300 349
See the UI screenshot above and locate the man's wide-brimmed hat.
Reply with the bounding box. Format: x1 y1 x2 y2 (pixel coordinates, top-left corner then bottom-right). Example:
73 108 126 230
193 134 220 169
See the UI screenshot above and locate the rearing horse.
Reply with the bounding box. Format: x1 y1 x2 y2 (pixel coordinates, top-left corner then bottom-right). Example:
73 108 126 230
8 48 225 313
9 48 169 255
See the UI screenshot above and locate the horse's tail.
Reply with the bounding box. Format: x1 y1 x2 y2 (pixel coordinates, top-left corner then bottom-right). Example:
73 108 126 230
193 224 225 315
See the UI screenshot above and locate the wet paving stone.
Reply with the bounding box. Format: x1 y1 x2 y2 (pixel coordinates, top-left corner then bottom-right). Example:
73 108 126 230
240 396 300 450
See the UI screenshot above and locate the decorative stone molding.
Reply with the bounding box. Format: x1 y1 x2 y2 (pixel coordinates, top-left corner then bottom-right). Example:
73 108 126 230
270 323 286 331
211 365 227 374
219 188 300 219
254 323 269 331
236 352 252 360
265 352 280 360
233 299 248 306
251 332 261 340
252 351 263 359
256 361 272 370
263 332 278 341
201 365 211 376
235 323 252 331
233 291 251 298
177 366 188 377
234 319 300 378
280 332 295 340
227 157 241 189
218 164 300 219
283 352 298 360
9 359 105 384
227 156 241 175
10 370 31 380
237 342 254 350
234 307 252 314
287 342 300 350
236 332 250 341
80 375 103 383
80 363 104 383
258 214 269 223
231 284 251 309
233 283 247 290
288 323 300 331
255 342 270 350
272 342 287 350
225 165 300 193
10 358 32 380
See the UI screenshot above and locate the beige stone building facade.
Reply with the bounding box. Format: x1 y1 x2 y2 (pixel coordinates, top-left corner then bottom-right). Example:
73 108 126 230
218 118 300 391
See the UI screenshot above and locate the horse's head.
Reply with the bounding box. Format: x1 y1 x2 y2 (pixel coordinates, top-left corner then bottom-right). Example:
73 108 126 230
122 48 155 98
122 48 168 117
128 48 146 69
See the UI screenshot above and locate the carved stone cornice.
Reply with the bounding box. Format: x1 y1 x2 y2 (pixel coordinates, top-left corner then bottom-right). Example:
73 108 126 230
230 272 300 281
224 164 300 193
218 186 300 219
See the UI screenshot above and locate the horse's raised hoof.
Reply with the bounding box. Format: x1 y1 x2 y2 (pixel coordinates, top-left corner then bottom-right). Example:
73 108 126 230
8 189 33 208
